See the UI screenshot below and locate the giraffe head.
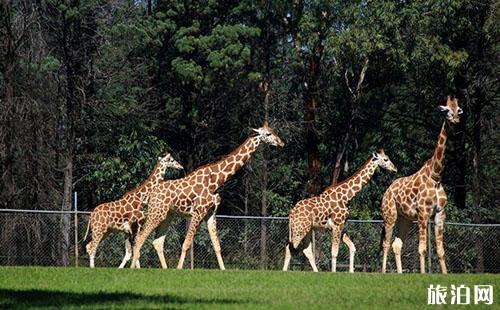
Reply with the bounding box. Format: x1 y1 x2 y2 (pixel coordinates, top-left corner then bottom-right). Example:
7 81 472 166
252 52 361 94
438 96 462 124
252 121 285 147
158 152 183 171
372 149 397 172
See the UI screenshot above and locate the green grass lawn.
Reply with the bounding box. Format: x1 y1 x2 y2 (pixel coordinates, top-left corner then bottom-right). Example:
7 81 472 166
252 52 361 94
0 267 498 309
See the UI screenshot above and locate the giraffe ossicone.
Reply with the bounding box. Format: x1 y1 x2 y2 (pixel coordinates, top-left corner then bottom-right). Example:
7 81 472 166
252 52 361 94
129 121 284 270
84 151 183 268
283 149 397 273
380 96 461 274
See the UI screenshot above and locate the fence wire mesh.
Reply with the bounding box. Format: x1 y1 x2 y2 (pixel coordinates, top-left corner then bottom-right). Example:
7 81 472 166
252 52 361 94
0 210 498 273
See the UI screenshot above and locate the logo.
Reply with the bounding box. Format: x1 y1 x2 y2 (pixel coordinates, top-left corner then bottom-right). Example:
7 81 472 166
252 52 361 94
428 284 493 305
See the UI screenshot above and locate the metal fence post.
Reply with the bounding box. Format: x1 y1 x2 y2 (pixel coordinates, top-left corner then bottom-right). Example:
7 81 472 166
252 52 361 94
190 243 194 270
74 191 78 267
427 222 432 272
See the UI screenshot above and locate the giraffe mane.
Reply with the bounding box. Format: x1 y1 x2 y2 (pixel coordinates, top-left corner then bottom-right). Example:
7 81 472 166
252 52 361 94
326 157 373 189
185 136 254 176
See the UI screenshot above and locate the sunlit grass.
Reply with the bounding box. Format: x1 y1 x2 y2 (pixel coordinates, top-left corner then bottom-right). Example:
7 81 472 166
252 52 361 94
0 267 498 309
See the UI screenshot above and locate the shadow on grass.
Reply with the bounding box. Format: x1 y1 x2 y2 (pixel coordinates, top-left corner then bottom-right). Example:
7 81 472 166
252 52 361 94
0 288 251 309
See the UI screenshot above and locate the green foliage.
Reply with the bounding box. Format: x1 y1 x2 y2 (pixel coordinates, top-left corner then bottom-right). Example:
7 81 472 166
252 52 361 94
171 58 203 83
88 132 167 202
28 56 61 75
169 22 260 86
267 160 309 217
1 0 497 226
266 191 293 217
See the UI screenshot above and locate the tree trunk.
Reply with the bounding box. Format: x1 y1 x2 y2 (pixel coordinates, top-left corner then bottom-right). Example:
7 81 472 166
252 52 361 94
259 156 268 269
305 56 321 195
60 158 72 266
471 89 484 272
259 14 273 267
1 65 16 208
331 121 352 185
259 86 271 269
243 174 249 257
147 0 152 16
332 60 368 185
0 1 17 208
453 76 468 209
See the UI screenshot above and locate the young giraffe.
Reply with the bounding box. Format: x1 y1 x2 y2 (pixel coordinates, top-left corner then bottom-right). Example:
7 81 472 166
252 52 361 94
130 121 284 270
84 152 183 268
283 150 397 272
380 96 462 274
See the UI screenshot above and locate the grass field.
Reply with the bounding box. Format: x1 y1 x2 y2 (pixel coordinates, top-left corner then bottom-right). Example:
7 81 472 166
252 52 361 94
0 267 498 309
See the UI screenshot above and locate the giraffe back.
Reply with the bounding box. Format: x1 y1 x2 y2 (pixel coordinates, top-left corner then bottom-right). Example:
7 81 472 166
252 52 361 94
383 162 439 220
90 192 145 233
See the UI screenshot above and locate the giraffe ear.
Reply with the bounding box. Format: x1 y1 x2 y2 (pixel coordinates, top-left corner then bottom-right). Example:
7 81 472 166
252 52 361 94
252 128 267 136
372 152 378 159
438 105 449 112
447 95 457 103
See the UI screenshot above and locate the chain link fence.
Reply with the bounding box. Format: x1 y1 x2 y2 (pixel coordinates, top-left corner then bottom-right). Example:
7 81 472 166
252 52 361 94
0 209 498 273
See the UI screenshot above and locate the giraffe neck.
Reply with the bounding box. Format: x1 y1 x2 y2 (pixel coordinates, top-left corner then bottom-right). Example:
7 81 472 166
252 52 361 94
210 136 261 186
326 157 378 202
142 161 166 190
428 121 448 180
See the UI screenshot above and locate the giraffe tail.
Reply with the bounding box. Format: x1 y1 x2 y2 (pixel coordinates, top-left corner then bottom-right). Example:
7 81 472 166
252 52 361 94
288 216 298 249
82 219 91 243
288 219 292 244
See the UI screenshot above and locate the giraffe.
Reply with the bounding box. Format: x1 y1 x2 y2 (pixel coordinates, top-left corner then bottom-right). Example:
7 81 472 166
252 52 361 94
130 121 284 270
380 96 462 274
83 151 183 268
283 149 397 272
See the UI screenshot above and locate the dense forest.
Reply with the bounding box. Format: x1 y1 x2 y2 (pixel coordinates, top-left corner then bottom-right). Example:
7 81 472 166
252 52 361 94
0 0 498 226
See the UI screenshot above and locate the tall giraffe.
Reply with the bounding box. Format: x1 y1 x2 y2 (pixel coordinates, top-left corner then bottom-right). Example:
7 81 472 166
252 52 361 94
380 96 462 274
84 152 183 268
130 121 284 270
283 150 397 272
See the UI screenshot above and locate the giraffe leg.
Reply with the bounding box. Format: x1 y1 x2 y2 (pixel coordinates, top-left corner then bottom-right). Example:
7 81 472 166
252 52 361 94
284 213 306 271
207 210 225 270
342 233 356 273
177 213 205 269
302 233 318 272
330 223 342 273
130 222 142 268
119 238 133 268
381 222 395 273
86 230 105 268
418 217 429 274
392 238 403 273
392 218 411 274
435 186 447 274
152 218 172 269
152 236 167 268
282 243 292 271
382 223 394 273
130 210 166 269
381 196 397 273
